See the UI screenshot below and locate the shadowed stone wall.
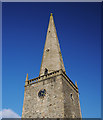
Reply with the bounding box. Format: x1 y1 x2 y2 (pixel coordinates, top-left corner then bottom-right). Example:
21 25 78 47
62 76 82 118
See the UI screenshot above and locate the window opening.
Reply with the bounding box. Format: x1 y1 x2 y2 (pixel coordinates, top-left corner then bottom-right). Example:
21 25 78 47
46 49 49 52
44 68 48 75
70 93 73 98
70 93 74 101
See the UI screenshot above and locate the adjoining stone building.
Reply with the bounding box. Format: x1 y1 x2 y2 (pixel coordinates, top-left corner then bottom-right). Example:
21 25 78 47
22 13 82 118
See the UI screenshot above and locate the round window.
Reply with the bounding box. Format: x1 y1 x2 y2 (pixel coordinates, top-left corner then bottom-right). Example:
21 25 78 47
38 89 46 98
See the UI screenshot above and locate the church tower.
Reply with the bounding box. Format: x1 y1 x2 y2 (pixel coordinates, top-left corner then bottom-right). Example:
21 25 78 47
22 13 82 118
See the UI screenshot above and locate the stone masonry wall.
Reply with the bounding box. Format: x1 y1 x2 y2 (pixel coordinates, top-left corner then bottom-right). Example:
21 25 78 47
62 76 81 118
22 73 81 118
22 75 64 118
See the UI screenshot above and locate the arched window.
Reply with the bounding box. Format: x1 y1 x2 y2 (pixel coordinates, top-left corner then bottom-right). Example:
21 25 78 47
44 68 48 75
70 93 73 99
70 93 74 101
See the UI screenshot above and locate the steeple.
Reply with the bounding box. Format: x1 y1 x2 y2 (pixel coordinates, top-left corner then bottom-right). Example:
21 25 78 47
22 13 82 118
39 13 65 76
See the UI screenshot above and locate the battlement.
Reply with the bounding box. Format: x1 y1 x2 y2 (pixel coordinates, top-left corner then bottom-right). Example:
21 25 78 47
25 69 78 93
25 69 60 86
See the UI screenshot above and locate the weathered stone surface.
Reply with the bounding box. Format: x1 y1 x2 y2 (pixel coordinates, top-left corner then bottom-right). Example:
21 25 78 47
62 76 82 118
22 74 64 118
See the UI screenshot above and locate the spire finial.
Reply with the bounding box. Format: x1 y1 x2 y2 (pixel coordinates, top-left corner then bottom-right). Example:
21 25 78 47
50 13 53 16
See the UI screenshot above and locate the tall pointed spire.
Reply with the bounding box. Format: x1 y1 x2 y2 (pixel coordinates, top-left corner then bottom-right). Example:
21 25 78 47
39 13 65 76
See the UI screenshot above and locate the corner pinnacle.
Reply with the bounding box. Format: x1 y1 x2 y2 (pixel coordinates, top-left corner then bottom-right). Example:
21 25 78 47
75 81 78 88
26 73 28 81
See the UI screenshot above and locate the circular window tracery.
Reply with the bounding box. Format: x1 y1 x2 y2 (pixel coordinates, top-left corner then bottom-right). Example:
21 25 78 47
38 89 46 98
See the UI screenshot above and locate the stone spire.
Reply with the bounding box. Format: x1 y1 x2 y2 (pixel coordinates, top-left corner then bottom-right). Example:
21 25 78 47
39 13 65 76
